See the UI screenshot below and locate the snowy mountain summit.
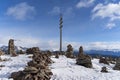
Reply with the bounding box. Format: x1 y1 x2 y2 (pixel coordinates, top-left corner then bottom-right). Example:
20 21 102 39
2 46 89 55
0 53 120 80
50 55 120 80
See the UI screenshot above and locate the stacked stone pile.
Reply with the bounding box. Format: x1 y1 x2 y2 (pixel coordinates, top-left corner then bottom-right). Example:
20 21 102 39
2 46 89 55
99 57 109 65
8 39 17 56
76 46 92 68
10 47 53 80
113 58 120 70
26 48 34 54
0 50 4 60
65 44 74 58
0 50 4 55
18 50 25 54
55 53 59 58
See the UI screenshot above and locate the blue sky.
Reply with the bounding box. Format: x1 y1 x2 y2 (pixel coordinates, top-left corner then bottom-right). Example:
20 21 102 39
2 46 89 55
0 0 120 50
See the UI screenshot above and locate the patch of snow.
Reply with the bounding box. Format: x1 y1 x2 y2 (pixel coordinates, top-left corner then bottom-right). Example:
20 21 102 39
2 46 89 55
50 56 120 80
0 54 32 80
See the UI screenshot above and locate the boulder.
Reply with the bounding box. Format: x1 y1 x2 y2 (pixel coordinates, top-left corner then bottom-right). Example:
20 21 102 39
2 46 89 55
76 55 92 68
101 66 108 73
10 71 24 80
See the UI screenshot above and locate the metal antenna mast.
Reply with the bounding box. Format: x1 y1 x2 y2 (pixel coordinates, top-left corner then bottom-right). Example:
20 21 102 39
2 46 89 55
59 14 63 52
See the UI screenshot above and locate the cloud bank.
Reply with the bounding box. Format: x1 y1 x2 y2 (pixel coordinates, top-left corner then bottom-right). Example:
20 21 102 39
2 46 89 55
106 22 116 29
6 2 35 20
1 36 120 51
92 2 120 21
76 0 95 8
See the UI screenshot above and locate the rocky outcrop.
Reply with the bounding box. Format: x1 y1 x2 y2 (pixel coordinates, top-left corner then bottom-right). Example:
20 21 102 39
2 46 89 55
65 44 74 58
99 57 109 65
10 47 53 80
113 58 120 70
101 66 108 73
76 46 92 68
8 39 17 56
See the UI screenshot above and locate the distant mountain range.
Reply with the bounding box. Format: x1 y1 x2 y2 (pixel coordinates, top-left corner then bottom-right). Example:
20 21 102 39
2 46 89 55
0 45 27 54
0 45 120 57
85 50 120 57
73 49 120 57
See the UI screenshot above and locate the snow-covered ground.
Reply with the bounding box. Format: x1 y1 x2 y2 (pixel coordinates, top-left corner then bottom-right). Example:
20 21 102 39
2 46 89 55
50 56 120 80
0 54 32 80
0 55 120 80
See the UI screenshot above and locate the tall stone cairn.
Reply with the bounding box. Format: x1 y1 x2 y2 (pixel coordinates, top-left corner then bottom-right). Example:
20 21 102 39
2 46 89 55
10 47 53 80
76 46 92 68
0 50 4 60
8 39 17 56
0 50 3 56
113 58 120 70
78 46 84 57
65 44 74 58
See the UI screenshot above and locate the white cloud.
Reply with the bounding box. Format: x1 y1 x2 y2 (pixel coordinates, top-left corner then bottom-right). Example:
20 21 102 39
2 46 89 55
6 2 35 20
88 42 120 50
49 6 75 19
49 6 61 15
106 22 116 29
0 36 40 48
1 36 120 51
64 7 75 18
92 2 120 21
76 0 95 8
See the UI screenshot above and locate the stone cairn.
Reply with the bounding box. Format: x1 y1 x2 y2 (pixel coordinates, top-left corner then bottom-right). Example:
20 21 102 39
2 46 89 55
18 50 25 54
99 57 109 65
76 46 92 68
10 47 53 80
65 44 74 58
8 39 17 56
101 66 108 73
26 48 34 54
0 50 4 61
55 53 59 58
113 58 120 70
